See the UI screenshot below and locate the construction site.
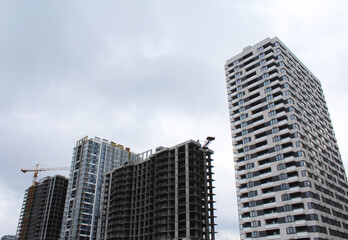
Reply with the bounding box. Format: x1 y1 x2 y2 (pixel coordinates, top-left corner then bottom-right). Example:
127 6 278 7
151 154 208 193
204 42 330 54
99 139 216 240
16 173 68 240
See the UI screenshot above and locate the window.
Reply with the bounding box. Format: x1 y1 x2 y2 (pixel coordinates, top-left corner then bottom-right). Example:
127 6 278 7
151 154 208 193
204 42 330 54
276 48 281 53
260 59 266 65
265 87 272 93
237 92 244 98
261 66 267 72
273 136 281 143
277 54 283 60
233 60 239 66
241 122 247 128
280 183 290 190
297 151 305 157
277 163 286 171
308 213 318 221
251 231 259 238
275 154 284 161
303 180 312 187
281 68 286 73
263 79 270 86
234 66 240 72
244 146 250 152
274 145 282 151
237 86 243 91
270 119 278 125
292 123 299 129
240 114 247 120
246 172 254 179
282 76 288 80
258 53 265 59
285 90 291 95
251 221 261 227
290 115 296 120
301 170 308 177
243 137 251 144
236 79 241 84
282 194 291 201
249 201 256 207
262 73 269 79
269 110 276 117
286 227 296 235
257 47 263 52
244 155 251 161
235 72 241 78
296 141 302 147
267 103 275 109
266 95 273 101
246 163 254 169
272 127 279 134
239 107 245 113
288 106 294 112
247 182 254 188
286 98 294 104
284 205 292 212
242 130 248 136
279 173 288 180
278 61 284 66
283 83 289 88
238 100 244 105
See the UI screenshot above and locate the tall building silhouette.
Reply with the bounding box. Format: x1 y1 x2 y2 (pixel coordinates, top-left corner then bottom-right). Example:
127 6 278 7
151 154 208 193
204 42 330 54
17 175 68 240
99 140 216 240
225 37 348 239
60 136 138 240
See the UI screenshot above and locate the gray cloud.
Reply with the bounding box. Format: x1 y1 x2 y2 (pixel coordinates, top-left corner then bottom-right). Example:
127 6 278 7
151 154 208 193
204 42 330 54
1 0 348 239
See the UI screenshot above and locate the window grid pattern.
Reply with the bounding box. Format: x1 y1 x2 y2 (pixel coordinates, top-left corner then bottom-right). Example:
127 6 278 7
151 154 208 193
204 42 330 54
225 37 348 239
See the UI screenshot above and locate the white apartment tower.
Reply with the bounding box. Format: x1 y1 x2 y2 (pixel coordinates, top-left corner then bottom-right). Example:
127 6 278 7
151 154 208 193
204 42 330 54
60 136 138 240
225 37 348 240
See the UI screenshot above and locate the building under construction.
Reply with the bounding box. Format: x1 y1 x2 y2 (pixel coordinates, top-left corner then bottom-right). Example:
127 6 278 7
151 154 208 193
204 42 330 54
99 139 216 240
16 175 68 240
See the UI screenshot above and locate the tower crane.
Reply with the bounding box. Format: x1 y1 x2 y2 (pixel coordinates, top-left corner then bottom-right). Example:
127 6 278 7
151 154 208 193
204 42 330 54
21 164 70 186
17 164 69 240
202 136 215 149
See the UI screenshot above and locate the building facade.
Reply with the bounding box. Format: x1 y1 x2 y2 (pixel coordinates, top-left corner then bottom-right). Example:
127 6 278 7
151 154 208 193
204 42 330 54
16 175 68 240
1 235 17 240
99 140 216 240
225 37 348 239
60 136 138 240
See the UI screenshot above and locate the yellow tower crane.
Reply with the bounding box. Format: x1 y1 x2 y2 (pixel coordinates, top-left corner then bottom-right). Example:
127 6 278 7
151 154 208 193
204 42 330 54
18 164 69 240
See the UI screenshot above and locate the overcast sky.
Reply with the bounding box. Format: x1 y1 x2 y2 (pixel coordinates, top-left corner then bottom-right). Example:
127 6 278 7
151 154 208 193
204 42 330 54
1 1 348 239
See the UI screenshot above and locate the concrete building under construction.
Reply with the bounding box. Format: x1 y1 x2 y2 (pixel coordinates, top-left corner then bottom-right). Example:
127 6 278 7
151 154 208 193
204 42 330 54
16 175 68 240
99 139 216 240
60 136 139 240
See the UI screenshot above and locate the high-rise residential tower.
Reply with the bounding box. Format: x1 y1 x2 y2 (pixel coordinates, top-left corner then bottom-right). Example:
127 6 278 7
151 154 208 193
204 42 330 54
99 140 216 240
60 136 138 240
16 175 68 240
225 37 348 239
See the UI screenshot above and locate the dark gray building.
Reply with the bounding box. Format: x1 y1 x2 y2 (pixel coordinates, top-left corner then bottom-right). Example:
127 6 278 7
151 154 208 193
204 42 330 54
1 235 17 240
226 37 348 239
17 175 68 240
99 140 216 240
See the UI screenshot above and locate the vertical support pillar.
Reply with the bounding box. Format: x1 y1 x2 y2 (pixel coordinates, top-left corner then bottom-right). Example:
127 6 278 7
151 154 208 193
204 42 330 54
174 147 179 239
185 143 190 238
